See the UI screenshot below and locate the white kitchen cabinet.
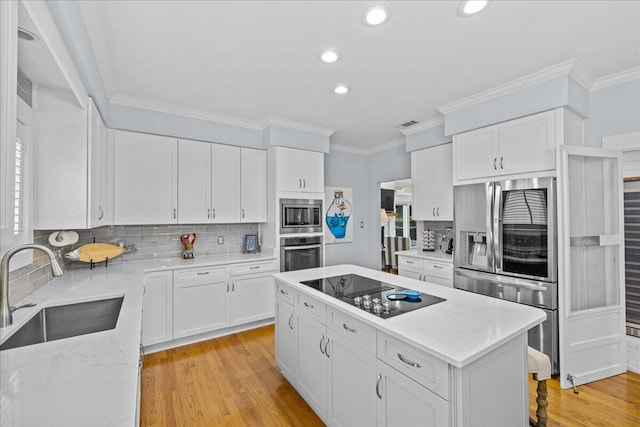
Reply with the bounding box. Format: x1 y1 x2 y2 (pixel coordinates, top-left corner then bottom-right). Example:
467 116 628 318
376 361 450 427
398 256 453 288
177 139 211 223
453 109 557 182
326 323 377 427
212 144 241 223
295 310 328 418
35 95 111 229
173 265 229 338
114 130 177 225
273 146 324 193
142 271 173 346
275 295 295 382
229 272 275 324
240 148 267 222
411 143 453 220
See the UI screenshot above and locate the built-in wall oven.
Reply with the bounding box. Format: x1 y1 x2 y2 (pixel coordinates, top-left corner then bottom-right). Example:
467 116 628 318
453 176 559 374
280 236 323 272
280 199 322 234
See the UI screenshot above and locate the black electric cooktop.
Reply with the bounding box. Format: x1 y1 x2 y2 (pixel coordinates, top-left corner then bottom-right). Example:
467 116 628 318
300 274 445 319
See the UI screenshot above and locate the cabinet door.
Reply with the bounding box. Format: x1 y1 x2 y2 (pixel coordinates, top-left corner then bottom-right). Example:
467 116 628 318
114 130 177 224
211 144 241 223
327 330 377 427
302 150 324 193
88 98 107 228
410 149 436 220
376 361 449 427
435 144 454 220
453 125 499 182
142 271 173 346
178 139 211 224
296 312 327 419
275 299 295 382
275 147 303 192
499 110 556 175
240 148 267 222
173 279 228 338
229 273 275 325
398 268 423 281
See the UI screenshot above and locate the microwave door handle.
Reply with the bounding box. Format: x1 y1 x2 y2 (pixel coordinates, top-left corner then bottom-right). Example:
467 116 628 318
283 244 323 251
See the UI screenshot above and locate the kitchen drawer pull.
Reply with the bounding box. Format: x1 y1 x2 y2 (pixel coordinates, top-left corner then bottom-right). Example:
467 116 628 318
197 271 210 275
397 353 421 368
250 266 260 270
376 374 383 399
343 323 357 334
288 314 293 330
406 260 415 265
433 265 444 269
324 338 330 358
279 289 289 295
304 301 314 309
319 336 325 355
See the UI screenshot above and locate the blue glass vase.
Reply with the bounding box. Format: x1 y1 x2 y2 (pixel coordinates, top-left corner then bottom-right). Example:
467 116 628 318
326 190 352 239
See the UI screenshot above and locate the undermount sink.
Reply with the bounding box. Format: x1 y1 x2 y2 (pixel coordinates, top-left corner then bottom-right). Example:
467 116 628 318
0 296 124 351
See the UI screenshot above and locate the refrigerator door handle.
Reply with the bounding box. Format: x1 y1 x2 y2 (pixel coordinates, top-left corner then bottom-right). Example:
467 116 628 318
493 182 503 273
486 182 495 271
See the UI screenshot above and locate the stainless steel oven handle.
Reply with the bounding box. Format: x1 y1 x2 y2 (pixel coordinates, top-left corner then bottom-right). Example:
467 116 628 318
282 244 323 251
455 269 548 292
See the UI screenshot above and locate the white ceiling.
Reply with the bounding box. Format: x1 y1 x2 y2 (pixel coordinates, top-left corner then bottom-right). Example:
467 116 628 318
78 0 640 152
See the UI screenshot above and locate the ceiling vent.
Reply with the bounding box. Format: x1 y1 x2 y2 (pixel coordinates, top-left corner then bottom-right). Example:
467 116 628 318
395 120 419 130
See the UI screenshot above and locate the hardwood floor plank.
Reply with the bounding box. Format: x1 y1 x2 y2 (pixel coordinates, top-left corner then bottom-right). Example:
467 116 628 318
143 324 640 426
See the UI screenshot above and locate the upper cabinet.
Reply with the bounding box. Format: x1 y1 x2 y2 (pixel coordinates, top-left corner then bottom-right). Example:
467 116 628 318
35 96 112 229
114 130 178 225
273 147 324 193
240 148 267 222
453 109 568 183
411 143 453 220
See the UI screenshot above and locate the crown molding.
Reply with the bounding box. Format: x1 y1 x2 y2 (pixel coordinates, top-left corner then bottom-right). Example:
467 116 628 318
437 58 594 115
110 94 263 130
261 116 335 137
329 143 369 155
399 116 445 136
592 66 640 91
367 138 406 155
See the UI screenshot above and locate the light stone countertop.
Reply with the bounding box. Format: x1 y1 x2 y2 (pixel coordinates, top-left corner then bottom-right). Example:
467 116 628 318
395 249 453 263
0 252 276 427
273 264 546 368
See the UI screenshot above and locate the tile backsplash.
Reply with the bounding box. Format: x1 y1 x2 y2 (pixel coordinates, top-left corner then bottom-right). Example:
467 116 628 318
417 220 454 252
8 223 259 305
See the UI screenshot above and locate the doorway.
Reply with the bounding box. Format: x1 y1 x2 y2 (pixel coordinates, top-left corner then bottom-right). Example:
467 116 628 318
380 179 415 272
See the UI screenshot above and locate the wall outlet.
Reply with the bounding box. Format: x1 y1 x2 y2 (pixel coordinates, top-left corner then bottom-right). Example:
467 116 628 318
217 235 224 244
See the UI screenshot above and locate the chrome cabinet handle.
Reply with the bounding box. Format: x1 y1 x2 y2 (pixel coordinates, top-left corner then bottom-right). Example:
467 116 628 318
288 314 293 330
142 286 146 296
319 336 325 355
324 338 330 358
207 209 211 219
343 323 357 334
500 156 504 169
250 266 260 270
406 260 414 264
98 206 104 220
242 209 245 219
303 178 306 188
433 265 444 269
279 288 288 295
436 207 439 216
376 374 383 399
397 353 421 368
212 208 216 219
432 207 436 216
226 283 229 292
494 157 497 170
304 301 314 309
197 271 210 275
173 208 177 219
299 178 302 188
231 282 235 292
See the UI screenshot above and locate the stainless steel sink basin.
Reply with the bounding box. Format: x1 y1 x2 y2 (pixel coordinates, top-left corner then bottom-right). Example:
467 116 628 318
0 296 124 351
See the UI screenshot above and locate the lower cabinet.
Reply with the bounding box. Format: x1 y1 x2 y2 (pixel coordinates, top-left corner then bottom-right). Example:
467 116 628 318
376 361 450 427
295 311 328 417
174 278 228 338
398 256 453 288
275 297 295 382
142 271 173 346
229 273 275 325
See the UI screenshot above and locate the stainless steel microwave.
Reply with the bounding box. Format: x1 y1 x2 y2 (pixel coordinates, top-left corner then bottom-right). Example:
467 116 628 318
280 199 322 234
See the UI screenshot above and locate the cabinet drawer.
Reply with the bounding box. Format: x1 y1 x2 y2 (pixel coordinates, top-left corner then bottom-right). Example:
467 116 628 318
296 291 326 323
328 308 376 354
230 260 277 276
424 262 452 280
276 281 294 305
173 265 229 283
377 331 450 400
398 257 424 270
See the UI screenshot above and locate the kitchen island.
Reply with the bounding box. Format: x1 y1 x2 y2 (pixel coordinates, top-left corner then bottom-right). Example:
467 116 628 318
273 264 546 427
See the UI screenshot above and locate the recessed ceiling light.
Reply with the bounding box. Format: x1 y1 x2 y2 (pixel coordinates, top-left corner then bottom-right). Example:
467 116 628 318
321 50 340 64
334 85 349 95
363 4 390 26
457 1 489 17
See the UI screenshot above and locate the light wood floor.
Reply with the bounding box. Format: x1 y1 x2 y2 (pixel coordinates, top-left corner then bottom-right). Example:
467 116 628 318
142 324 640 426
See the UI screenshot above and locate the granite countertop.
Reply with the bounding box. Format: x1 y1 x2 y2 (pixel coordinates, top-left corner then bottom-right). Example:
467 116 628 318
395 249 453 263
273 264 545 368
0 252 276 427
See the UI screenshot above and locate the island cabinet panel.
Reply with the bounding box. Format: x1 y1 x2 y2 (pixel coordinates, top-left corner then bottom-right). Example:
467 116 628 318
326 329 377 427
376 360 450 427
275 298 295 382
142 271 173 346
295 311 328 418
